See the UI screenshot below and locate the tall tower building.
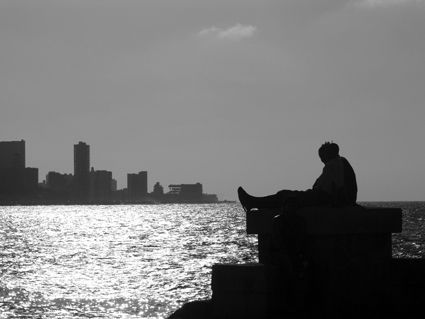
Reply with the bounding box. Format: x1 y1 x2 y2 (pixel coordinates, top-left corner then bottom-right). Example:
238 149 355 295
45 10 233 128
0 140 26 194
73 142 90 201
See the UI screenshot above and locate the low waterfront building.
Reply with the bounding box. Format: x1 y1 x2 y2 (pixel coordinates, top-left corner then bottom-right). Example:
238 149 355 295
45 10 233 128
152 182 164 198
168 183 203 199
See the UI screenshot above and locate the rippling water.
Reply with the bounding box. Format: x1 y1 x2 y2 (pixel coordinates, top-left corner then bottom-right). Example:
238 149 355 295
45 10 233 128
362 201 425 258
0 204 256 319
1 202 424 318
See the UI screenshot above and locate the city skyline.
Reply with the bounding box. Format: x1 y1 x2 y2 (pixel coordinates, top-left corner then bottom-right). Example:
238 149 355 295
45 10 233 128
2 1 425 201
0 139 218 204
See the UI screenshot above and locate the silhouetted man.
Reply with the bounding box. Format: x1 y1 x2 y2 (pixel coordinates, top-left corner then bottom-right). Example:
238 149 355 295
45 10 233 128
238 142 357 211
238 142 358 315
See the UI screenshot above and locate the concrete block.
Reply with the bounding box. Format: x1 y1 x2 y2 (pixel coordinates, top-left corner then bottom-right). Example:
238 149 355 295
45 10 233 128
390 258 425 315
211 263 269 293
211 263 280 319
212 292 269 319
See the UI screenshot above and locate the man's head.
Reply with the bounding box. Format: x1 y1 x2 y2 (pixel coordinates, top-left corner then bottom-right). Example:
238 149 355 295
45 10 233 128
318 142 339 164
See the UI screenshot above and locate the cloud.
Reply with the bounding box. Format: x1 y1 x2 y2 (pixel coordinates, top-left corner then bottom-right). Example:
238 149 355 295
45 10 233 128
198 24 257 41
356 0 424 7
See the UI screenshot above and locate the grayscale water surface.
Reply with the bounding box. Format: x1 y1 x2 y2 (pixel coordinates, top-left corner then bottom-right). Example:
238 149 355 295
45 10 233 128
1 202 424 318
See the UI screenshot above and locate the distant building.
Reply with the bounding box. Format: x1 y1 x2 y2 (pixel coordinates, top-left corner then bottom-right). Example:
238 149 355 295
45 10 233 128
24 167 38 192
111 179 117 192
0 140 25 170
168 183 203 199
0 140 36 195
127 171 148 199
90 168 113 201
46 171 73 193
152 182 164 197
163 183 218 203
73 142 90 201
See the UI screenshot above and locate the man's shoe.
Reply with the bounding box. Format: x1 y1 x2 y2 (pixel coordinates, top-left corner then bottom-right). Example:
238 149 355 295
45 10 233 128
238 187 253 213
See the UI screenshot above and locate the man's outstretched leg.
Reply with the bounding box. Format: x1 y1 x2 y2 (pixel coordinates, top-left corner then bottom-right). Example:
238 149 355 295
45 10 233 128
238 187 291 212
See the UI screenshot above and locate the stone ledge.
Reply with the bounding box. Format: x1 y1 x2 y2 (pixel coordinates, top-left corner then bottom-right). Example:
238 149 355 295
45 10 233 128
247 206 402 235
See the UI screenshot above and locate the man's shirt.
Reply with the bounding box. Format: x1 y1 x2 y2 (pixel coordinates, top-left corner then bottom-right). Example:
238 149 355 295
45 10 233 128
312 156 357 205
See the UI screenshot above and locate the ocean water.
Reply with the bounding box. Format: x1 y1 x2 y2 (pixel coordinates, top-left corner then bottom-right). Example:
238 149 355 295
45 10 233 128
361 201 425 258
1 202 424 318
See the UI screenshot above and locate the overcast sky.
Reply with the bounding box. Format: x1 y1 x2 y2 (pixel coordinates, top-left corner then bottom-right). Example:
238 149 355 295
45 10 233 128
1 0 425 201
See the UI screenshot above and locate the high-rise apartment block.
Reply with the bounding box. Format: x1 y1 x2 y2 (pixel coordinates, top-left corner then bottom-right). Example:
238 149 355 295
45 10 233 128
74 142 90 200
0 140 25 170
127 171 148 199
0 140 37 194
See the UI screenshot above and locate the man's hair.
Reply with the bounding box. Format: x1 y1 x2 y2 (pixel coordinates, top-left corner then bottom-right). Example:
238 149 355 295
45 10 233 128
319 142 339 159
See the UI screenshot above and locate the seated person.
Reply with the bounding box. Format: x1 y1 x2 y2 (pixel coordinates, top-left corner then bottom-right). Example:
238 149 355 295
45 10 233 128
238 142 357 212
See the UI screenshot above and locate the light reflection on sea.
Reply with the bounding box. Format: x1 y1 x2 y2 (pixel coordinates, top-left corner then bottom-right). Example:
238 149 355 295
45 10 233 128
361 201 425 258
0 204 256 318
1 202 425 318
